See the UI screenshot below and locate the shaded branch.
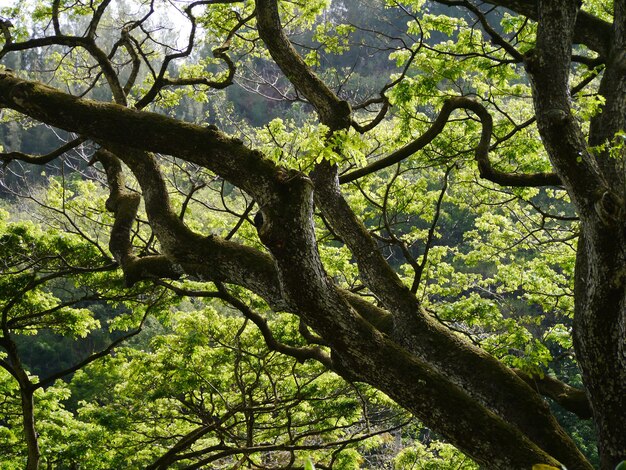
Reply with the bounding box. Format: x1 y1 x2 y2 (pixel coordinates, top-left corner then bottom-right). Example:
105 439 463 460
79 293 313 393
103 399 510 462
215 283 333 368
514 369 592 419
1 137 85 166
451 0 612 56
94 148 183 286
92 148 138 266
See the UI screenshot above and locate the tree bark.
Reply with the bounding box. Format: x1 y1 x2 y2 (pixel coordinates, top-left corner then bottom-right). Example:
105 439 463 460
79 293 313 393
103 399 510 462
20 387 39 470
1 337 40 469
2 0 622 464
575 232 626 470
0 29 592 470
525 1 626 468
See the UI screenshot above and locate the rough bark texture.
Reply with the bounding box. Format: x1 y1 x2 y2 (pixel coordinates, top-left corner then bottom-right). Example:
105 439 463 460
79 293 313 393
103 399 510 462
2 0 626 468
522 1 626 468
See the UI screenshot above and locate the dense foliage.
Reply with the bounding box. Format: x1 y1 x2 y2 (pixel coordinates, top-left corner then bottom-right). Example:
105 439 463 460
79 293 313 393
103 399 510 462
0 0 624 469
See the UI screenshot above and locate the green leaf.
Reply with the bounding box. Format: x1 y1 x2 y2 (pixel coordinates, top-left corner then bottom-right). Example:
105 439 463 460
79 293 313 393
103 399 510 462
615 461 626 470
304 458 316 470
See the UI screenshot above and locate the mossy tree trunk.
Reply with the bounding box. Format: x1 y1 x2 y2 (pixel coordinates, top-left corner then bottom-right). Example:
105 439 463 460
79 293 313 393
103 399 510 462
1 0 625 468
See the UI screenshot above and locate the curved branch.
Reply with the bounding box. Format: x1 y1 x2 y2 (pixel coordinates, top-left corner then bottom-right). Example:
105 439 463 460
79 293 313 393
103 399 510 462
255 0 351 129
155 43 236 92
94 148 139 265
352 45 421 133
93 148 181 286
0 72 279 200
216 283 333 368
340 97 562 186
0 137 85 166
134 3 242 109
178 420 410 470
146 408 243 470
351 99 389 133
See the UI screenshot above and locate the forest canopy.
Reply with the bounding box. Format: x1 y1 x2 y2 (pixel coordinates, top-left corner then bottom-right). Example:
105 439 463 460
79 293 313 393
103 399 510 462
0 0 624 469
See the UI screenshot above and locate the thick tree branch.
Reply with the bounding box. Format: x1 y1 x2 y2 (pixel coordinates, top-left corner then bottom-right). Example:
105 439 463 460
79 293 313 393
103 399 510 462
0 2 614 468
85 0 112 40
96 145 287 308
255 0 351 130
313 161 590 470
586 2 626 189
340 97 561 187
526 3 603 211
0 333 39 468
94 149 139 266
0 18 13 45
93 148 182 286
0 71 279 200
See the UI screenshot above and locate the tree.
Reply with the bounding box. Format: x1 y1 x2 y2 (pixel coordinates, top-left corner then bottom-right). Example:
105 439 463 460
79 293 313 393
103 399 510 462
0 196 173 468
0 0 624 469
0 182 414 469
67 301 412 469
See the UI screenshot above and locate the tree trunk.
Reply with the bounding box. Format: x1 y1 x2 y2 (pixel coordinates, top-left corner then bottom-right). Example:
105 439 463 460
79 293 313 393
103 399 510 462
21 386 40 470
526 1 626 468
575 229 626 470
0 0 620 461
